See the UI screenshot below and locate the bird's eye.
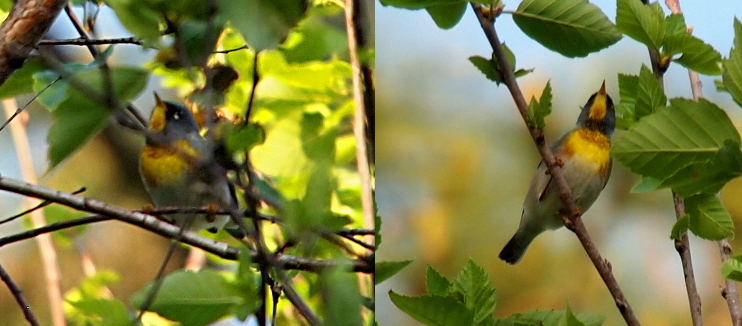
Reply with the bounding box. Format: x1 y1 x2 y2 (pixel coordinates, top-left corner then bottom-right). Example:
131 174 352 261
172 112 180 120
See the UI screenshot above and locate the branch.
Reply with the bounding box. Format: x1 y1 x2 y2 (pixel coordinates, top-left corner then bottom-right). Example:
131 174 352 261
0 176 374 273
0 0 67 86
0 261 40 326
719 240 742 326
470 4 641 326
656 2 704 325
38 37 142 46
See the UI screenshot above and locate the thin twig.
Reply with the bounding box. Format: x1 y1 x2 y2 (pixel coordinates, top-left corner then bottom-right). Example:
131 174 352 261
38 37 142 46
3 98 66 326
0 176 373 273
0 260 41 326
470 4 641 326
656 2 704 325
719 240 742 326
0 187 85 225
0 75 62 132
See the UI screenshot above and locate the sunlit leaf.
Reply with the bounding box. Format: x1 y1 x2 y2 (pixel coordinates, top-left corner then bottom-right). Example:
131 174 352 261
389 291 474 326
685 194 734 240
425 1 467 29
616 0 666 50
722 18 742 108
376 260 414 284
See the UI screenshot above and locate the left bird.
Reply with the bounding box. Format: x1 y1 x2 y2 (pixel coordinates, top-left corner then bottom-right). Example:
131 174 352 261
139 94 237 233
499 82 615 264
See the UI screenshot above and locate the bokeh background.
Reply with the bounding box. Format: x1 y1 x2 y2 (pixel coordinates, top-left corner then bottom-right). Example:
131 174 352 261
376 1 742 325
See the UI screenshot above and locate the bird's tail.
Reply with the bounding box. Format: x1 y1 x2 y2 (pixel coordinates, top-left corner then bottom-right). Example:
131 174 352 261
498 231 535 264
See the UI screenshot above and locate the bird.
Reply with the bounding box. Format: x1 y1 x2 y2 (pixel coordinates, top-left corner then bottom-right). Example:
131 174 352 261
139 94 239 234
499 81 615 264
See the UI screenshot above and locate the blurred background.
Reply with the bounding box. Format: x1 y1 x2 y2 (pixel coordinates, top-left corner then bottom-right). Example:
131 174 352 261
376 1 742 325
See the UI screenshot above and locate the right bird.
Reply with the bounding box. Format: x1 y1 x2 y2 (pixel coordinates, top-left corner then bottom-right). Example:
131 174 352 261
499 81 615 264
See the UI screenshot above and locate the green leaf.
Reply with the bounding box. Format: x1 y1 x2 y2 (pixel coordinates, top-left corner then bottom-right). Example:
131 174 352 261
635 64 666 119
389 291 475 326
721 255 742 282
379 0 474 10
723 18 742 108
47 96 111 168
425 2 467 29
616 0 666 50
558 304 586 326
495 310 605 326
426 266 452 296
225 123 266 153
451 259 497 324
616 73 639 129
0 59 46 99
320 266 363 326
658 140 742 197
665 13 686 35
512 0 621 58
670 214 689 240
375 260 414 285
220 0 308 51
611 98 740 181
46 66 149 168
131 270 242 326
630 176 662 193
685 194 734 240
469 56 500 84
67 298 131 326
663 34 722 75
527 81 552 129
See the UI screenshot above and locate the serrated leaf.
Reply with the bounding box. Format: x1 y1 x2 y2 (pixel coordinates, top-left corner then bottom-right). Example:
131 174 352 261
558 304 586 326
469 56 501 84
512 0 621 58
721 255 742 282
527 81 552 129
389 291 474 326
425 1 467 29
426 266 452 296
635 65 666 119
375 260 413 285
220 0 308 51
670 215 690 240
663 34 722 75
495 310 605 326
723 18 742 107
612 98 740 181
665 13 686 35
616 73 639 129
131 270 242 326
452 259 497 324
685 194 734 240
616 0 666 50
658 140 742 197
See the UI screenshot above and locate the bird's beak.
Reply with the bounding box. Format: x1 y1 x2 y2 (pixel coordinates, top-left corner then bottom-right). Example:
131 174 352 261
589 81 608 120
149 92 167 131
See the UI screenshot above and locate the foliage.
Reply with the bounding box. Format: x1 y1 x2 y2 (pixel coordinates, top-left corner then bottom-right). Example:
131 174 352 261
0 0 371 325
381 0 742 324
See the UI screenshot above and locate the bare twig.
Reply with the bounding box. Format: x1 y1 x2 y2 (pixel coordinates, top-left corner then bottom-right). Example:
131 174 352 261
0 176 373 273
719 240 742 326
3 98 66 326
0 75 62 133
0 261 40 326
470 4 641 325
38 37 142 46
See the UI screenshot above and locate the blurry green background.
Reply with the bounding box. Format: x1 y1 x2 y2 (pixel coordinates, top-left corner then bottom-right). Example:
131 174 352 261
376 1 742 325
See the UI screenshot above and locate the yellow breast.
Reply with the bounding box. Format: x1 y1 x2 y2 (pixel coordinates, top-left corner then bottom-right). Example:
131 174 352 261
561 128 611 176
140 140 198 188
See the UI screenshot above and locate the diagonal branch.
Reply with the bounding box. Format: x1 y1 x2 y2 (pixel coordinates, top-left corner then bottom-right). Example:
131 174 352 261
470 4 641 326
0 261 40 326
